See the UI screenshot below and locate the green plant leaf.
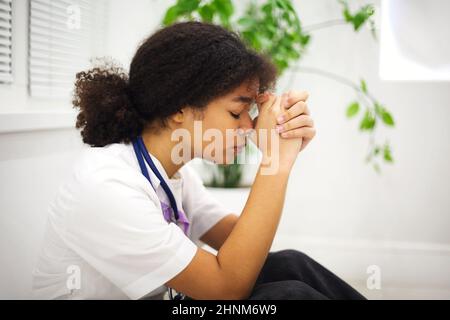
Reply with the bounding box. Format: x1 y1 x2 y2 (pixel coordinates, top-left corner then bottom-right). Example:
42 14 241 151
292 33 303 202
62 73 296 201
300 34 311 46
383 143 393 162
163 6 180 25
339 2 375 32
237 17 254 28
382 110 395 126
360 79 367 93
346 101 360 118
199 4 215 22
178 0 201 12
360 109 376 131
262 3 273 16
212 0 234 26
375 103 395 126
343 7 352 22
275 0 289 11
352 5 375 31
284 0 295 13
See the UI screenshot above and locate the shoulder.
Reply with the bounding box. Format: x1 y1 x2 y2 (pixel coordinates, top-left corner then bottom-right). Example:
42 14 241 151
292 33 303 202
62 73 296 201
73 143 138 180
179 162 205 188
66 143 157 203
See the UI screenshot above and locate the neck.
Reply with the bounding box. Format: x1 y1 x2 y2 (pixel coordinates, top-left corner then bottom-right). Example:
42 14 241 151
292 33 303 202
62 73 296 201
141 128 186 179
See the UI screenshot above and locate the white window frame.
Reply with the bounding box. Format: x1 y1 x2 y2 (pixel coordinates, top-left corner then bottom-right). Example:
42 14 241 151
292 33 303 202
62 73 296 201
0 0 108 134
0 0 12 84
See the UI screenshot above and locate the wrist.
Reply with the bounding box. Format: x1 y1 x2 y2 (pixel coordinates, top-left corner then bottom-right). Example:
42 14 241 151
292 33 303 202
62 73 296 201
259 155 292 176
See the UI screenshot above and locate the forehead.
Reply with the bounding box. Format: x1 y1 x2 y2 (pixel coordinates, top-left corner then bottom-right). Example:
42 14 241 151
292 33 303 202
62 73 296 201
232 79 259 97
218 79 259 104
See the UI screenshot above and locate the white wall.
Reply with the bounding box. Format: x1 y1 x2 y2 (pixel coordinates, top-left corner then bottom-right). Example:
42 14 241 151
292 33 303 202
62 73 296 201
273 0 450 298
1 0 449 299
0 0 86 299
0 130 83 299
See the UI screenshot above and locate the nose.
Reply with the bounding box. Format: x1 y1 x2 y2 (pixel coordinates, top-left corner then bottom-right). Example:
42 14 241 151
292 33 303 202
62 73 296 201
239 111 254 131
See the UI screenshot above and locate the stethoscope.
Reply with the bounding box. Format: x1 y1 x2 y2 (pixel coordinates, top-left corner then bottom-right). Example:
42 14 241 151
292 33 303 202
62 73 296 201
132 136 185 300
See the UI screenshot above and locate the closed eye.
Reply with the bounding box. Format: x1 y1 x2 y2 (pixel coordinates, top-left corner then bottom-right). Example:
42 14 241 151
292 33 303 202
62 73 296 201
229 112 241 119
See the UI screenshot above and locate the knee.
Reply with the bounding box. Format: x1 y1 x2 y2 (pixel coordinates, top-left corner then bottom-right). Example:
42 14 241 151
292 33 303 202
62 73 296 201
273 249 309 259
261 249 313 279
269 249 313 266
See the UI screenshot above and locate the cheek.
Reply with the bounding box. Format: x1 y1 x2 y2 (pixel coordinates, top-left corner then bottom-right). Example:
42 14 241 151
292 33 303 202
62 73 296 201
197 110 245 155
208 113 237 129
203 118 238 143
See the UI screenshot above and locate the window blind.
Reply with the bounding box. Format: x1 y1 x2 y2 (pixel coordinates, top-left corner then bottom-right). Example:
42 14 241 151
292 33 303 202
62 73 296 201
29 0 107 98
0 0 12 84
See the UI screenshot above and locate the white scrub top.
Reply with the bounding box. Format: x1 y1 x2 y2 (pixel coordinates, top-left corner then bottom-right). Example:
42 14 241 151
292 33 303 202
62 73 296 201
32 143 231 299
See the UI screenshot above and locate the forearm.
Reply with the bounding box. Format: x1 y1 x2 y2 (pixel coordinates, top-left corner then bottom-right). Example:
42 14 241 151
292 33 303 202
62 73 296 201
199 214 239 251
217 164 291 299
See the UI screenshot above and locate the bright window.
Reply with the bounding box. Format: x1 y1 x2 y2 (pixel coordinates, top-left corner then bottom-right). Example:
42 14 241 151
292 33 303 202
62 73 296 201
379 0 450 81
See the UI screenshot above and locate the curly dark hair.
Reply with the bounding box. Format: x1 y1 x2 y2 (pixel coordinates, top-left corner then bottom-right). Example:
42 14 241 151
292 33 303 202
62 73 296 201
73 21 278 147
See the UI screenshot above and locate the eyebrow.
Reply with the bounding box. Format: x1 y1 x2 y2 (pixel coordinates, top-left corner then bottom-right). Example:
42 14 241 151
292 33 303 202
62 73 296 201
232 96 256 105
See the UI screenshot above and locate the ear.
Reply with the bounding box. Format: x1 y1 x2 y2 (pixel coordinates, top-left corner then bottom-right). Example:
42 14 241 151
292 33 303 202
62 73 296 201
170 108 185 124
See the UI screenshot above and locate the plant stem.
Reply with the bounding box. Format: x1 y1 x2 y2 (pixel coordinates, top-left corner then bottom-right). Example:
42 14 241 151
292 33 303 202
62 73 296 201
302 19 347 32
288 65 382 168
288 65 377 103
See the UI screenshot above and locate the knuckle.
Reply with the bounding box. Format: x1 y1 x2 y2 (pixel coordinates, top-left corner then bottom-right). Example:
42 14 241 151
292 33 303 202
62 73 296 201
283 121 291 131
284 109 292 119
299 101 307 110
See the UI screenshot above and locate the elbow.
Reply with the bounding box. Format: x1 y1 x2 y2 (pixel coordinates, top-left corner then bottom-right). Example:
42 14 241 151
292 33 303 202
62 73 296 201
227 288 251 300
219 278 252 300
218 289 247 300
228 292 248 300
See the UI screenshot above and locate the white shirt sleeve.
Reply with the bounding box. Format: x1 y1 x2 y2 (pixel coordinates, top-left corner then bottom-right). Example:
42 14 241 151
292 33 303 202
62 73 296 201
181 166 233 242
60 167 198 300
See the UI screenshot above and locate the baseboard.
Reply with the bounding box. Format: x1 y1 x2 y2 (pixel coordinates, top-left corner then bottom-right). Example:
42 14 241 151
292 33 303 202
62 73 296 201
270 235 450 299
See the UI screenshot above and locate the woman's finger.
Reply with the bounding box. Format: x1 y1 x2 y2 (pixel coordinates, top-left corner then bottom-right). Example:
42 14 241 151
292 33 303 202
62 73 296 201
276 114 313 133
277 100 309 124
280 126 316 139
284 90 309 109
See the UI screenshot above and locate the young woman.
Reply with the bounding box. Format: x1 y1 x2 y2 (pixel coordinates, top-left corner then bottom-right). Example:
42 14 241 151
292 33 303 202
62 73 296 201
32 22 365 300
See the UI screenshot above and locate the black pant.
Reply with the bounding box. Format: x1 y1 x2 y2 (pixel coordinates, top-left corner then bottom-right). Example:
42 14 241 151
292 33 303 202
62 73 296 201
248 249 366 300
185 249 366 300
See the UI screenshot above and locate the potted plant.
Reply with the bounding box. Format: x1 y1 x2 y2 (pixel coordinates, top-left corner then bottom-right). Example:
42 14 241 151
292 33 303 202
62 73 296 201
162 0 396 190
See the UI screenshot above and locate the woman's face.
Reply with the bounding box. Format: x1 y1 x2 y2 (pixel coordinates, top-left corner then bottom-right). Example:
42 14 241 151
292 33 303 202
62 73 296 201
180 80 259 164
